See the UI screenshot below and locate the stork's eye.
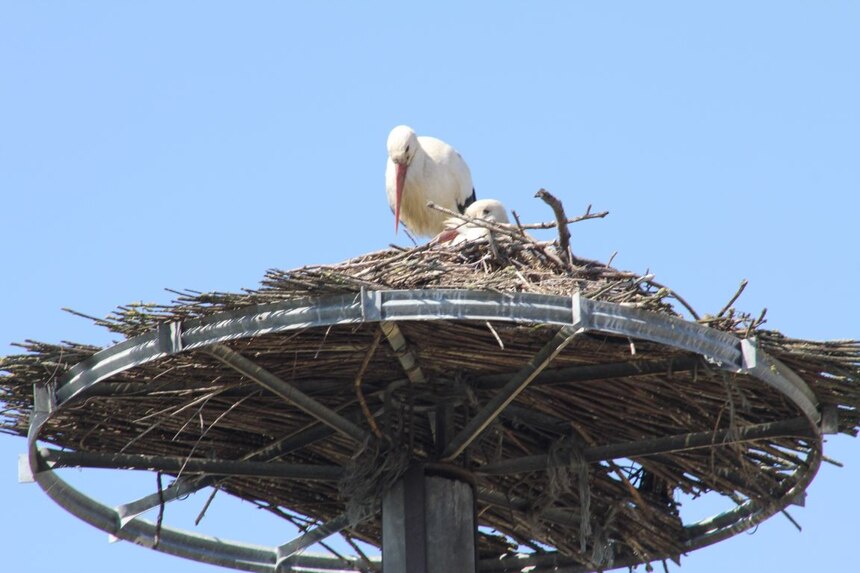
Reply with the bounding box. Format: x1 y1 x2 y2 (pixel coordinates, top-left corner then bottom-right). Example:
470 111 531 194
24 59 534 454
405 145 410 153
483 209 490 215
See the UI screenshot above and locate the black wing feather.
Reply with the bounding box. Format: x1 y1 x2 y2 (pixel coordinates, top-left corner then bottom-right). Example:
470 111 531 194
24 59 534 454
457 188 477 213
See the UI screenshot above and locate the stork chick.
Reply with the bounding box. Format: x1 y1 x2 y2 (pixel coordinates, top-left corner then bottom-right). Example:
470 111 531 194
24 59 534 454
437 199 510 245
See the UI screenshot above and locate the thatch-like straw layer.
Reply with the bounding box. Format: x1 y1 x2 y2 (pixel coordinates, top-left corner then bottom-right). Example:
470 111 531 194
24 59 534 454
2 206 858 570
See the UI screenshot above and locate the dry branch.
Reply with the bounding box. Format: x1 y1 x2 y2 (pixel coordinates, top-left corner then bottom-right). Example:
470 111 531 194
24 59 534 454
535 188 572 266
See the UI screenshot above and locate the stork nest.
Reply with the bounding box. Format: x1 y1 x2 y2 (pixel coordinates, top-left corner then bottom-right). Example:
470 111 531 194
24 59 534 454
2 198 859 571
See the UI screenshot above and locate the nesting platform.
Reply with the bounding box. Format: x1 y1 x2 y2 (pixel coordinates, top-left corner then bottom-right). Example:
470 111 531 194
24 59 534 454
2 237 858 573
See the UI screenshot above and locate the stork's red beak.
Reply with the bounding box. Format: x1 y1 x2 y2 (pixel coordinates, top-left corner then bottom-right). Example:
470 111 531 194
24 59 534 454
394 162 407 234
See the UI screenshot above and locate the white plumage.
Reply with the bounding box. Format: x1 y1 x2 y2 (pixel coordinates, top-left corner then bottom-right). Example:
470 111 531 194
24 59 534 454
385 125 476 237
440 199 510 245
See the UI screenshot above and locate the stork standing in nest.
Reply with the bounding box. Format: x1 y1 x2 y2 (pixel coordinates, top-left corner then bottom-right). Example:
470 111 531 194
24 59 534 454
385 125 476 237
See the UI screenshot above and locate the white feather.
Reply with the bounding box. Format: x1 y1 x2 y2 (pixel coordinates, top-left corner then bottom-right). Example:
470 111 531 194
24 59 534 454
445 199 510 245
385 125 474 237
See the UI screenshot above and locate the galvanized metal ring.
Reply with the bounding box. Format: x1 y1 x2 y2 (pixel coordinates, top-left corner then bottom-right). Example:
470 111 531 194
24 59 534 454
26 289 824 572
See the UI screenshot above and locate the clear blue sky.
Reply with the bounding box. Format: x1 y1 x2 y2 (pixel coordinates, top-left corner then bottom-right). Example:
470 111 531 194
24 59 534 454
2 3 858 572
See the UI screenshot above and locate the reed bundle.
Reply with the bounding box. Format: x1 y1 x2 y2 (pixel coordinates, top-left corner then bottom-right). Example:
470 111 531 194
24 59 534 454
1 199 857 570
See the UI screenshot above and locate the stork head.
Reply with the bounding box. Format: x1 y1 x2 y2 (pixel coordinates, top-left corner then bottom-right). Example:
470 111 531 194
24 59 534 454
464 199 510 224
438 199 511 245
387 125 419 233
387 125 418 165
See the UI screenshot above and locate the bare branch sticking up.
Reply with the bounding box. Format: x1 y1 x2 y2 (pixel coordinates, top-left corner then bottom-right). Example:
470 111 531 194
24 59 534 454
535 188 572 266
718 279 749 318
511 210 527 237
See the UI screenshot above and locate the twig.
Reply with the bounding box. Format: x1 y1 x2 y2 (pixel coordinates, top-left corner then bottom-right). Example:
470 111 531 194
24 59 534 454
428 203 568 272
195 484 221 526
354 243 434 277
485 321 505 349
314 325 333 359
746 307 767 338
355 330 385 438
632 273 656 288
534 189 572 266
177 392 255 479
342 534 381 573
780 508 803 532
518 209 610 230
718 279 748 317
511 210 527 237
62 307 109 325
607 251 618 268
427 202 539 244
486 226 504 263
428 202 502 230
154 472 165 548
645 278 701 321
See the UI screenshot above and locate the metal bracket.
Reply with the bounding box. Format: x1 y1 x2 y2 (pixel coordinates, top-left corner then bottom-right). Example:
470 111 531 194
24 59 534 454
18 454 35 483
571 290 585 328
360 287 383 322
157 321 183 355
741 338 820 424
790 491 807 507
28 384 57 451
820 404 839 434
741 337 759 370
33 383 57 414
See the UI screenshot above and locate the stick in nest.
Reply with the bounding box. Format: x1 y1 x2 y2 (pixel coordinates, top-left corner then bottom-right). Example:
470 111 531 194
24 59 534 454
718 279 748 318
195 484 221 526
518 204 609 230
426 201 570 270
426 201 528 242
355 330 385 439
535 188 572 266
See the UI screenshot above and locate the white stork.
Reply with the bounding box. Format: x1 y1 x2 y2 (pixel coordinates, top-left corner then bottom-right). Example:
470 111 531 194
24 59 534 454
436 199 510 245
385 125 476 237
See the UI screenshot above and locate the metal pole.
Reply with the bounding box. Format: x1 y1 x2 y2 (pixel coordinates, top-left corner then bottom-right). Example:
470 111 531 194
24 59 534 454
383 465 477 573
